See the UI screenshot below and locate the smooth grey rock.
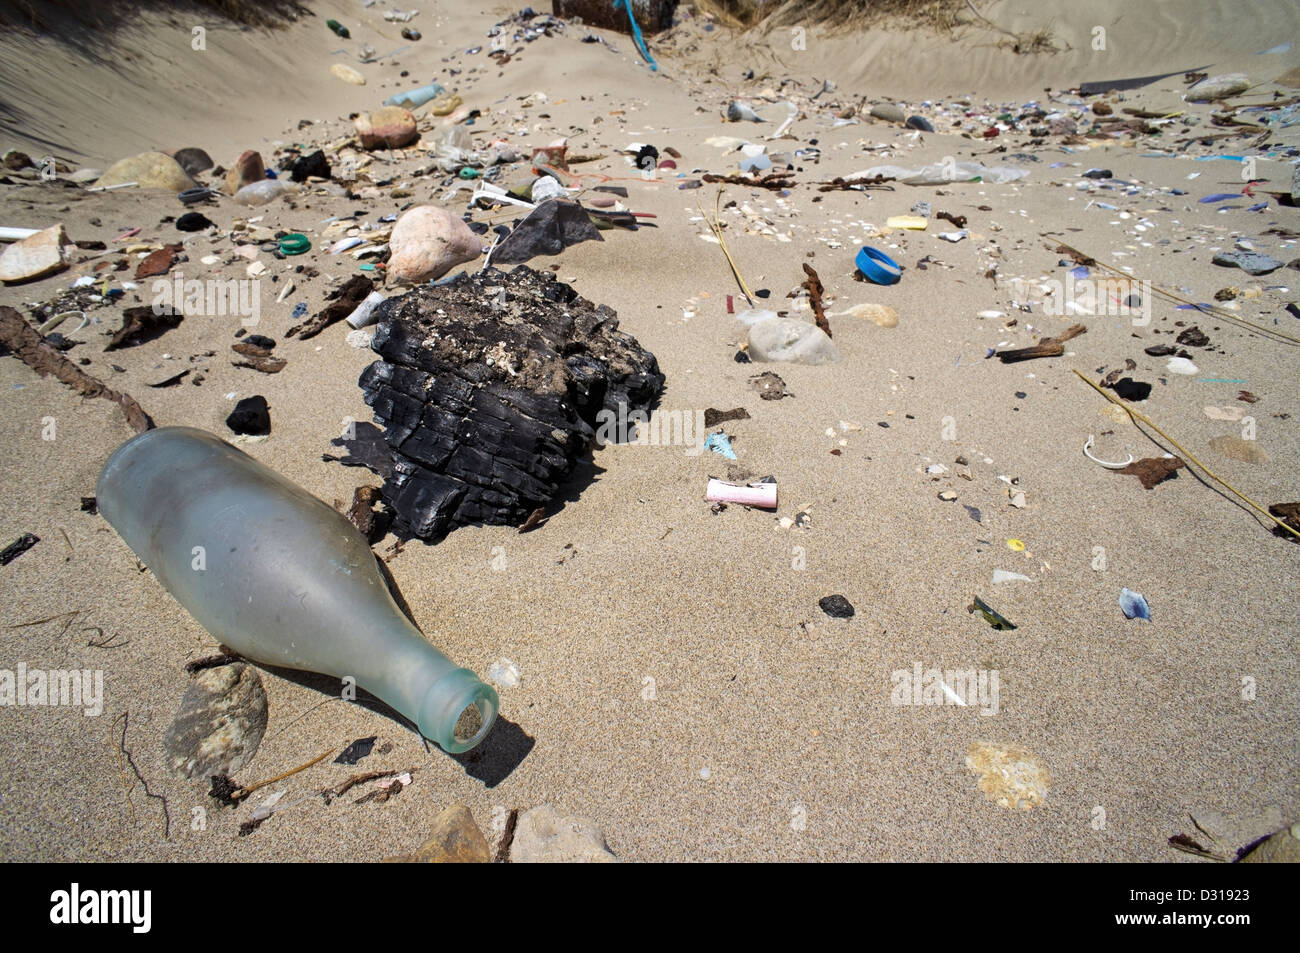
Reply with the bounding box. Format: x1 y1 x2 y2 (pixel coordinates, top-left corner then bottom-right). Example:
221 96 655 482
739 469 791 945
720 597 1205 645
172 147 213 177
869 102 906 123
1186 73 1250 102
1212 250 1284 275
510 804 618 863
163 662 267 781
747 316 842 365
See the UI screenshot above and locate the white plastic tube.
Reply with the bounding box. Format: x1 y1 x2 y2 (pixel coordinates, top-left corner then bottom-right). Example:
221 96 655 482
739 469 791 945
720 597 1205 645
706 478 777 509
345 290 388 329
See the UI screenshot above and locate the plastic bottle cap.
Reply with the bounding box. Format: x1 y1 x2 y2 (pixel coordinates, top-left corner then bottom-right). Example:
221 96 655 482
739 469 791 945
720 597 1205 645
279 233 311 256
855 246 902 285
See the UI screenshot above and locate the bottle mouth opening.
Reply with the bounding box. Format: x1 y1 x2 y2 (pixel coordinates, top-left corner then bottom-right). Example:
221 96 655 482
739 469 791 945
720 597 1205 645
421 674 499 754
453 698 492 748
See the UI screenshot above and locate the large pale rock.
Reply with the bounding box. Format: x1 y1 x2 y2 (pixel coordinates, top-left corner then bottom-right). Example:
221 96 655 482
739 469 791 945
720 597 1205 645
0 224 73 284
355 106 418 150
96 151 196 192
384 804 492 863
162 662 267 781
1240 823 1300 863
225 150 265 195
330 63 366 85
510 804 618 863
386 205 482 283
747 316 842 365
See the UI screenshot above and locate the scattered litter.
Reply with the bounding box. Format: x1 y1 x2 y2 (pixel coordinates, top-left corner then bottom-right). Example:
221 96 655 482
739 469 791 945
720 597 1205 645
968 596 1016 630
487 659 521 688
1118 587 1151 621
819 594 854 618
749 371 789 400
1118 456 1185 489
705 478 777 509
703 432 737 459
1083 435 1133 469
0 533 39 566
334 737 378 766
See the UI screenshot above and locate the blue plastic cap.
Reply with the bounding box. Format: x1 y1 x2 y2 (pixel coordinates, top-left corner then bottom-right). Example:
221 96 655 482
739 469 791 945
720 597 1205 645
856 246 902 285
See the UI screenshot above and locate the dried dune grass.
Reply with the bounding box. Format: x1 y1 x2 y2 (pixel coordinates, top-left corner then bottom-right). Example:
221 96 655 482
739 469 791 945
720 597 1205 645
692 0 1063 50
693 0 965 31
0 0 310 31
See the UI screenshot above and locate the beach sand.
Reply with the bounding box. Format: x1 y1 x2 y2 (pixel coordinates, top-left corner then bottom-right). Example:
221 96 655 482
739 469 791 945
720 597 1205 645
1 0 1297 861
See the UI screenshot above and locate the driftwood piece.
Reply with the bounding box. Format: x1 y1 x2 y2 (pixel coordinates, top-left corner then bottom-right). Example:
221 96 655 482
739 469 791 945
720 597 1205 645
800 263 832 339
996 323 1087 363
817 174 895 193
0 305 153 433
287 275 373 340
231 341 287 373
105 305 182 351
702 171 796 191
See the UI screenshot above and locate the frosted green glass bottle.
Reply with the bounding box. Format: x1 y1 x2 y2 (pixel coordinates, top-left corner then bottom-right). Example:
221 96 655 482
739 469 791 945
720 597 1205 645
96 426 498 753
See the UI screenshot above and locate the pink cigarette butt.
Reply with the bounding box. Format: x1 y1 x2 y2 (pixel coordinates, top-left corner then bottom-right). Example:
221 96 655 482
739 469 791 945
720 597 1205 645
706 478 777 509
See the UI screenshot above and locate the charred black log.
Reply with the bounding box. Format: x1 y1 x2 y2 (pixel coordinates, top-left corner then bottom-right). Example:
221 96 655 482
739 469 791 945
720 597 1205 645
357 265 663 540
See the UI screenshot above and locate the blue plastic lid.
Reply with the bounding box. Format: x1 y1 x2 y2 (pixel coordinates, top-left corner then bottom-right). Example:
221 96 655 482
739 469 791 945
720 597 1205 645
856 246 902 285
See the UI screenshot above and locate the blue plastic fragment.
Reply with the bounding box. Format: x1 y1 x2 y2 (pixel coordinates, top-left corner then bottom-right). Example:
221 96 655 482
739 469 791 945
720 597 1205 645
1247 202 1268 212
1119 587 1151 621
1198 193 1238 203
614 0 658 71
291 302 308 319
704 432 737 460
1070 266 1090 279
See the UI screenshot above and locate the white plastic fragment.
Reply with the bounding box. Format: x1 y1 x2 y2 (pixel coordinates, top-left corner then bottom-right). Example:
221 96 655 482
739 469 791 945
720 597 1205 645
487 658 521 689
706 478 777 509
345 290 387 329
